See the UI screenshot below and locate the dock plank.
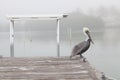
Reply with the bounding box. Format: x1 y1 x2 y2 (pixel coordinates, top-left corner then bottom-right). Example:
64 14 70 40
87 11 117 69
0 57 100 80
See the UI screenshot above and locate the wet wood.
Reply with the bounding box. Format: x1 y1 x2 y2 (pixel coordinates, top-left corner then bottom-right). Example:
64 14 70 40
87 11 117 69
0 57 101 80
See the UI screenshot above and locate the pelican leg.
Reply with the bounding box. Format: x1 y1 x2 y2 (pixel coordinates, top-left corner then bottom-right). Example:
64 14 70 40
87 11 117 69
70 55 72 60
70 53 74 60
80 54 83 58
80 54 87 62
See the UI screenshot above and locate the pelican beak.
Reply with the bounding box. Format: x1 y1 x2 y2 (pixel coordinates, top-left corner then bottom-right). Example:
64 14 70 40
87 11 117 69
86 31 94 44
91 39 94 44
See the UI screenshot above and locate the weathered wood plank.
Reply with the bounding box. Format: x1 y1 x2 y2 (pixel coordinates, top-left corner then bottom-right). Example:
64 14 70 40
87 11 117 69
0 57 101 80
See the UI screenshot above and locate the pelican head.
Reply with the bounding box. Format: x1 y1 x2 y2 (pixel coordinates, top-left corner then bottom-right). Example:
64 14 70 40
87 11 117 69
83 27 94 44
83 27 89 34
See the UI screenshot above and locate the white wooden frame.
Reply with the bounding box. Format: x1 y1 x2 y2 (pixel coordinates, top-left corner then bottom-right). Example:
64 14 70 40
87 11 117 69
7 14 68 57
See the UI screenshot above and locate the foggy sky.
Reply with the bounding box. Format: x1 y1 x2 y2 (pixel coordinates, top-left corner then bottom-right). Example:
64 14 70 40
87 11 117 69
0 0 120 31
0 0 120 16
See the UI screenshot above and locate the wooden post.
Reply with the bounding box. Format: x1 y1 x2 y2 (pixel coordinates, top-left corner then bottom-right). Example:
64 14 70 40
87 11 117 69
57 19 60 57
10 20 14 57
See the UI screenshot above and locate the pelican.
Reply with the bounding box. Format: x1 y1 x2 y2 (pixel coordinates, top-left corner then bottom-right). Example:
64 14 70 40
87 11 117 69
70 27 94 62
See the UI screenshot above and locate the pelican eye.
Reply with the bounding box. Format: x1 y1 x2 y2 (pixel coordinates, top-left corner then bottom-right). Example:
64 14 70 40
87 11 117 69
85 30 89 33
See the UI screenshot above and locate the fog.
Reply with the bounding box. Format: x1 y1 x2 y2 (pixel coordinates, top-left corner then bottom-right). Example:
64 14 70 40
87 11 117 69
1 7 120 42
0 0 120 79
0 0 120 33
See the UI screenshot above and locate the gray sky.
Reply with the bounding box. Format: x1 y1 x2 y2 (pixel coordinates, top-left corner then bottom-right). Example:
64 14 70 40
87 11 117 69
0 0 120 15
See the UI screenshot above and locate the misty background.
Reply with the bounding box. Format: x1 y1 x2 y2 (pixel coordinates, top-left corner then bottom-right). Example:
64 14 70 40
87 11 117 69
0 0 120 79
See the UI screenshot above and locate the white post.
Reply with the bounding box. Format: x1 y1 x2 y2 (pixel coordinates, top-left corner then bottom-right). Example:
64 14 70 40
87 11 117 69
10 20 14 57
57 19 60 57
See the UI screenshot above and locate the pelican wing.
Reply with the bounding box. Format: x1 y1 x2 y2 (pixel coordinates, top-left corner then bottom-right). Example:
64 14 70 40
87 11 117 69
71 41 87 56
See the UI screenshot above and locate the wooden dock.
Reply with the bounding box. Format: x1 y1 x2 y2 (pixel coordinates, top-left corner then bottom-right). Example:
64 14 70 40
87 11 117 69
0 57 103 80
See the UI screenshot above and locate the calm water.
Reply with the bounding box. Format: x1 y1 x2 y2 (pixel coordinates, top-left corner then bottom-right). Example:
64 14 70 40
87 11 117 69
0 28 120 79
